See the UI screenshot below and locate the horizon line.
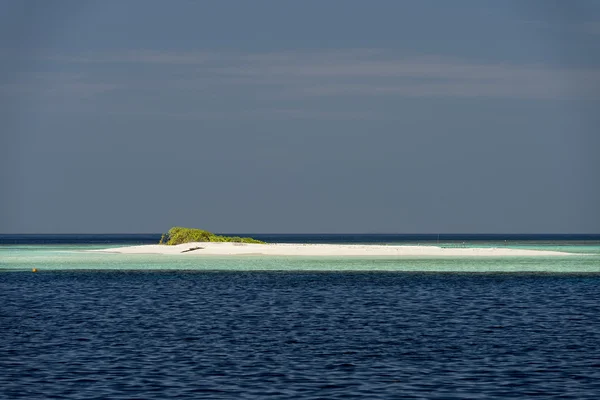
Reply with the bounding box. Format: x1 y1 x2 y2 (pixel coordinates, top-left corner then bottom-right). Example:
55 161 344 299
1 233 599 236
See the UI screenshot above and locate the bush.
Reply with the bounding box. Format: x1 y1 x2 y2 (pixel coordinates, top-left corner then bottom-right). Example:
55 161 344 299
160 226 265 245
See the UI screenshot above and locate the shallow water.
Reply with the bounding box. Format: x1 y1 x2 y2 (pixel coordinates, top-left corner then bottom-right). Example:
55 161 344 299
1 242 599 273
1 242 600 398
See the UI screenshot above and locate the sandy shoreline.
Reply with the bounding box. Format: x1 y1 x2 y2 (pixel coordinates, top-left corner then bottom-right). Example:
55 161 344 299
90 242 575 257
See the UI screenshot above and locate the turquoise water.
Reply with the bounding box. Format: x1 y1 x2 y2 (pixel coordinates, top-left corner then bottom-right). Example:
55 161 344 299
2 242 599 273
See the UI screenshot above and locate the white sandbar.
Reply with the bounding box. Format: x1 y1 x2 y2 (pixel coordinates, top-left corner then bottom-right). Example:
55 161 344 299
90 242 574 257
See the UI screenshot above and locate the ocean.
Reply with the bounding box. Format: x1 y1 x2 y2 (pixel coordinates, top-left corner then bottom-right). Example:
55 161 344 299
1 234 600 398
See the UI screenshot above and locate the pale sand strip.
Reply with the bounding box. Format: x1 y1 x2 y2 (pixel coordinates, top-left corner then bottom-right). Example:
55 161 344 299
90 242 574 257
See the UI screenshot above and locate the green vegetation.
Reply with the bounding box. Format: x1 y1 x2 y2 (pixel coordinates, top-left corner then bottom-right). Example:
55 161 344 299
159 226 266 245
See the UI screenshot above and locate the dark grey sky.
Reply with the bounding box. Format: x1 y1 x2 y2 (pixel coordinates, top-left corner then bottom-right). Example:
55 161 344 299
1 0 599 233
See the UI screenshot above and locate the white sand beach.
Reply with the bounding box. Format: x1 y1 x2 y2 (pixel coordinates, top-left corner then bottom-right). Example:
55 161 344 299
91 242 574 257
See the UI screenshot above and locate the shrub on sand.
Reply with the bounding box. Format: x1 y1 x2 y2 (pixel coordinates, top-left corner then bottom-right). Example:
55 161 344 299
159 227 265 245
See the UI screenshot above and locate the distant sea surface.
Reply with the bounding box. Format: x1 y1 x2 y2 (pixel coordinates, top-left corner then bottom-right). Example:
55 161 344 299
2 232 600 244
2 235 600 398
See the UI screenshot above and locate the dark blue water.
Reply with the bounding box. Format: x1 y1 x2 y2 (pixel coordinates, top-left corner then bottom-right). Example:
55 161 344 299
2 233 600 244
2 271 600 399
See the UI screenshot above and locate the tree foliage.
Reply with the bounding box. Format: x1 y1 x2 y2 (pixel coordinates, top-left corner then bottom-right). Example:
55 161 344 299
159 226 265 245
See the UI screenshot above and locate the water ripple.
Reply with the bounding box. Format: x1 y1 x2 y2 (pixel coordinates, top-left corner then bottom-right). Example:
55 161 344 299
1 272 600 398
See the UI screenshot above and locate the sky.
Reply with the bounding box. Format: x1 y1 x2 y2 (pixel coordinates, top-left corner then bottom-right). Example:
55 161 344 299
1 0 599 234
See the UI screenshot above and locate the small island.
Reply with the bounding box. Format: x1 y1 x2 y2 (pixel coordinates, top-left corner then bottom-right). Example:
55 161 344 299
89 228 576 257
